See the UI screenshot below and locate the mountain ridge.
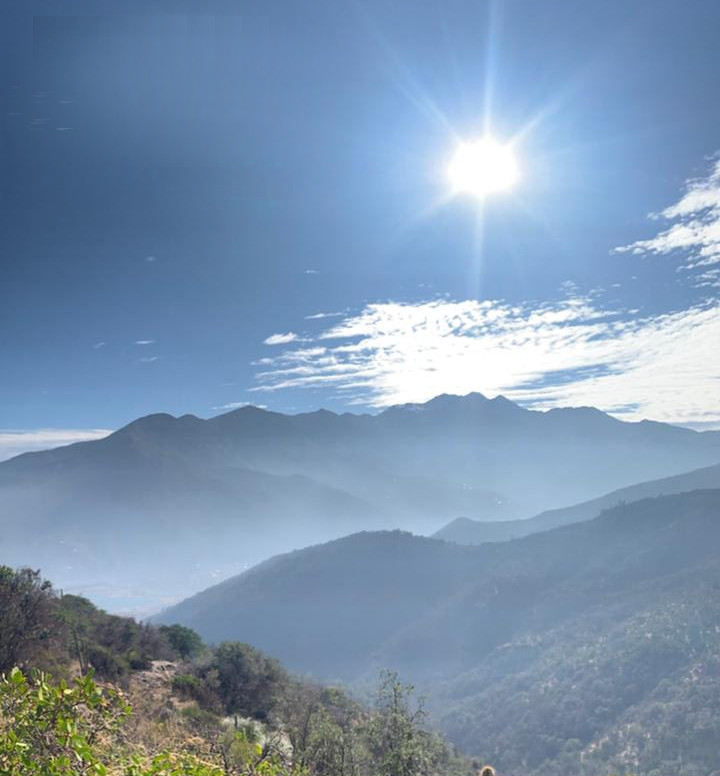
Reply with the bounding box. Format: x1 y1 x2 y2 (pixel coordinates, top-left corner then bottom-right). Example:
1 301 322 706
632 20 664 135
3 392 720 610
434 460 720 545
155 489 720 776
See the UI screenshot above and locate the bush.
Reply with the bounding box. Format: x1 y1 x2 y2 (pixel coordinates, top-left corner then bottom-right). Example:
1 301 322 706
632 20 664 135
0 667 130 775
159 625 205 661
0 567 56 673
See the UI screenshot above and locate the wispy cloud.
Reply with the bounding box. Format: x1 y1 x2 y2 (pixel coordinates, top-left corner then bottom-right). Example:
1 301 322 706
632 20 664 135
615 157 720 286
135 339 156 346
305 312 344 320
139 356 159 363
92 341 106 349
263 332 300 346
0 429 111 462
253 296 720 427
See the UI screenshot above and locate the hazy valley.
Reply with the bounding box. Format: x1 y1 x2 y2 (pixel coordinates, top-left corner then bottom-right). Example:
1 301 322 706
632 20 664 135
2 393 719 611
3 394 720 773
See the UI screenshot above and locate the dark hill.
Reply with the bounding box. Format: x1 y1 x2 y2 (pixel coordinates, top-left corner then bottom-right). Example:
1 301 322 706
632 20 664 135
157 490 720 776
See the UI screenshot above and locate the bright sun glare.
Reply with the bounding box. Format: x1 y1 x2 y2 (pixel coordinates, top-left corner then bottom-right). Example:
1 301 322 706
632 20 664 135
447 137 519 198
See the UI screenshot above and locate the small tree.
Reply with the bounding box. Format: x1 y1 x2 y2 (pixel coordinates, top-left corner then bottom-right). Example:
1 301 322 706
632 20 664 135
366 671 442 776
212 642 287 719
0 566 56 673
159 624 206 661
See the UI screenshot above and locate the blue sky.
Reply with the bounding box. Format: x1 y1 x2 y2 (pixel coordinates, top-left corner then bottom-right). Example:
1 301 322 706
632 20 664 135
1 0 720 458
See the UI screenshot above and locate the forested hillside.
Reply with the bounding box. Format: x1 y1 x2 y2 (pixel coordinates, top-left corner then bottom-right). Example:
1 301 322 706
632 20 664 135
0 565 479 776
158 490 720 776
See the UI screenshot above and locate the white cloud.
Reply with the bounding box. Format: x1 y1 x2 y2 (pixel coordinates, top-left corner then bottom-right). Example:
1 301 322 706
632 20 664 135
253 156 720 427
305 312 343 320
0 429 111 462
254 296 720 427
263 332 300 346
139 356 159 363
135 339 156 345
92 341 106 349
615 157 720 282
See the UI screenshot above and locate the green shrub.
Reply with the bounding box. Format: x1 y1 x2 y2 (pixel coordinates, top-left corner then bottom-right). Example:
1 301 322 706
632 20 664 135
0 667 130 775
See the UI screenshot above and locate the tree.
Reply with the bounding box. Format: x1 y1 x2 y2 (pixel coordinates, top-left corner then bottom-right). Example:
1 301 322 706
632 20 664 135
366 671 443 776
0 566 55 673
211 642 287 719
160 624 206 660
282 683 363 776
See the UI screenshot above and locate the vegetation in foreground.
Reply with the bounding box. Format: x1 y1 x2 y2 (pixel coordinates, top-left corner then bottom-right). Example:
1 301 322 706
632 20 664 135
0 565 481 776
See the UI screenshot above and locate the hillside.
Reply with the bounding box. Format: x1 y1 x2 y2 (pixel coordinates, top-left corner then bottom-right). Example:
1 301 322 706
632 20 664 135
2 393 720 609
0 565 478 776
157 489 720 775
434 460 720 545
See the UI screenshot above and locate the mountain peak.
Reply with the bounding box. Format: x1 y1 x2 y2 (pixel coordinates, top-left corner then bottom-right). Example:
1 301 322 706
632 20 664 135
383 392 491 415
429 391 489 405
116 412 179 434
223 404 269 417
297 408 338 418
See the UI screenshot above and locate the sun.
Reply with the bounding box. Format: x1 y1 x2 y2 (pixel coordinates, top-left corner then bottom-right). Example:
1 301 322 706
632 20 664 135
447 136 519 198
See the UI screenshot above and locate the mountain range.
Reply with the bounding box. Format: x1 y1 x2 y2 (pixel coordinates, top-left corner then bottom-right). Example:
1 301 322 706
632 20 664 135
157 489 720 776
434 460 720 545
2 392 720 609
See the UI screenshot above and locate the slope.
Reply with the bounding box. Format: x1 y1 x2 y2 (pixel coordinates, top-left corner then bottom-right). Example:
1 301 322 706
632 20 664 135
434 460 720 545
3 393 720 610
157 490 720 776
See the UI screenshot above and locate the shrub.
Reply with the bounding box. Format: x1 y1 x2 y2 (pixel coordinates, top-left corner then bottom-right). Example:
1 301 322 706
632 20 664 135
0 667 130 775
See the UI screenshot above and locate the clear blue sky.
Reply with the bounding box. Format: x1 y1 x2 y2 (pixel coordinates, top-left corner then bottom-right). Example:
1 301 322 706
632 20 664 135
2 0 719 457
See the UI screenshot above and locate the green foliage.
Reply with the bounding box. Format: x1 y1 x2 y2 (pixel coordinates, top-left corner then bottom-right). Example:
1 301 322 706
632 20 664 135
58 594 173 678
125 752 224 776
0 566 55 673
159 626 205 661
0 665 480 776
173 674 205 699
179 704 223 734
0 667 130 775
0 564 480 776
281 683 364 776
0 567 178 681
214 727 300 776
199 641 289 719
365 671 450 776
0 670 298 776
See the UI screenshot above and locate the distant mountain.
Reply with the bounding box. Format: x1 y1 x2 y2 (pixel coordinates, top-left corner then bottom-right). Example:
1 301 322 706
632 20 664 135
0 427 383 612
157 489 720 776
2 393 720 608
434 460 720 545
